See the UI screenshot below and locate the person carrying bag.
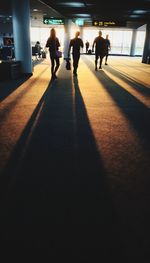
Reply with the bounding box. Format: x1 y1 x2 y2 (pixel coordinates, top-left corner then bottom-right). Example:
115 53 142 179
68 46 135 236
45 28 61 80
56 50 62 58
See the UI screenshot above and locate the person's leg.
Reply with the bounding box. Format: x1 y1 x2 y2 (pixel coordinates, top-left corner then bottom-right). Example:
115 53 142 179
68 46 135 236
99 55 103 69
72 54 76 74
95 54 98 70
75 54 80 74
73 53 80 75
54 57 60 78
105 51 108 65
99 58 102 69
50 55 55 78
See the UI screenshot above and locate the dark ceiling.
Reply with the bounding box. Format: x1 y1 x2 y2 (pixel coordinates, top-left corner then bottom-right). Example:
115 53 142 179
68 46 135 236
0 0 150 27
42 0 150 22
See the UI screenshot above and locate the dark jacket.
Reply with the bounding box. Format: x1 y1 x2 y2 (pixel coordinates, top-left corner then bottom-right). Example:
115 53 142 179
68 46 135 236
93 36 106 57
46 37 60 57
69 37 84 54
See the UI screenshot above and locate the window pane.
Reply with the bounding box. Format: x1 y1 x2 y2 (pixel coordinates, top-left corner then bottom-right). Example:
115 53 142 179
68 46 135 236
83 28 132 55
135 31 146 56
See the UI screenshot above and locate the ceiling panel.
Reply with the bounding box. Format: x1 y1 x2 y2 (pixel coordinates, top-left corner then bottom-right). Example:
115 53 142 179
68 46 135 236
0 0 150 28
42 0 150 22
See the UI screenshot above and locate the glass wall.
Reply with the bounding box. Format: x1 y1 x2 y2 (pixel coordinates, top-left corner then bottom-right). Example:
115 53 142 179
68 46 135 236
110 30 132 54
135 31 146 56
30 26 146 56
30 27 64 50
83 28 133 55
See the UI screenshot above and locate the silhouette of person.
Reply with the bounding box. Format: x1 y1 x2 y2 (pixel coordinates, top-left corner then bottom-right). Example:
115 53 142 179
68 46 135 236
35 41 42 58
68 31 84 76
6 38 12 46
85 40 90 53
45 28 60 80
92 31 106 70
105 34 111 65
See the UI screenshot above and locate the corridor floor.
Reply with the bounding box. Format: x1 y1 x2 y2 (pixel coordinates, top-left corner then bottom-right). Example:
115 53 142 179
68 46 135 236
0 56 150 261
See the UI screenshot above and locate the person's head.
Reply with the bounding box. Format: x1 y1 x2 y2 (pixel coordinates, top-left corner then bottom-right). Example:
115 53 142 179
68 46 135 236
50 28 56 38
106 34 109 39
75 31 80 38
99 31 102 37
36 41 40 44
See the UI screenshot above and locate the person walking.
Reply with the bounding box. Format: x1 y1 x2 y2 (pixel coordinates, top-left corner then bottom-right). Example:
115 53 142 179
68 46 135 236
45 28 61 80
68 31 84 76
105 34 111 65
85 40 90 54
92 31 106 70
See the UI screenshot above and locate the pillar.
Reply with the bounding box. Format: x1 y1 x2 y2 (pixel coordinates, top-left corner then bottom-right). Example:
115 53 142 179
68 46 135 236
130 29 137 56
142 23 150 63
79 26 84 54
12 0 32 74
63 19 72 60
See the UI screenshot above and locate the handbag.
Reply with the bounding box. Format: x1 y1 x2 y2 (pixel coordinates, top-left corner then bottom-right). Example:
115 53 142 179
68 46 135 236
56 50 62 58
66 59 71 70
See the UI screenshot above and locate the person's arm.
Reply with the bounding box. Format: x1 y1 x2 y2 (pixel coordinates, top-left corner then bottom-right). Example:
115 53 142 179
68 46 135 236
81 39 84 49
56 38 60 49
92 39 95 52
58 39 61 48
45 38 50 48
68 40 72 58
109 40 111 51
45 38 50 53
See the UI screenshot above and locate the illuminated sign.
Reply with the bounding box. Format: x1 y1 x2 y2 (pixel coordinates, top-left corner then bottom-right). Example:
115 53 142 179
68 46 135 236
92 20 126 27
43 18 64 25
75 19 84 26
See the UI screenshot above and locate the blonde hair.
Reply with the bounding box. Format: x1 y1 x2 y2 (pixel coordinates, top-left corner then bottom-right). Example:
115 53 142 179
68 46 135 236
75 31 80 38
50 28 56 39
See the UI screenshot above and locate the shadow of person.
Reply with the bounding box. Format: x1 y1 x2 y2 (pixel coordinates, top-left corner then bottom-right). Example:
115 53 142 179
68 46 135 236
100 70 150 150
104 65 150 97
80 55 150 261
0 75 31 102
83 55 150 151
0 75 126 262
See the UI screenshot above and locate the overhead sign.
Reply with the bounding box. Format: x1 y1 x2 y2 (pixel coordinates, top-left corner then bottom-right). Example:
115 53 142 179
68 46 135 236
92 20 126 27
43 18 64 25
75 19 84 26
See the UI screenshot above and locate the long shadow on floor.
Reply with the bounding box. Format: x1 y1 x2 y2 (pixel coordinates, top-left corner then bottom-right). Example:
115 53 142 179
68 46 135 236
83 56 150 151
105 65 150 97
0 75 126 261
83 56 150 261
0 74 31 102
0 63 49 103
0 66 50 124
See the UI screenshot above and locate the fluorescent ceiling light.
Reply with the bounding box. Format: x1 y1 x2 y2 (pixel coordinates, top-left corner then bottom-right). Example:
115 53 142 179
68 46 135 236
130 15 140 18
56 2 84 7
133 10 147 14
73 14 91 17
